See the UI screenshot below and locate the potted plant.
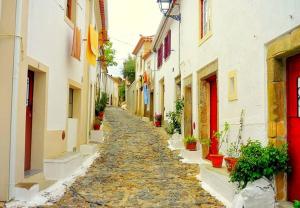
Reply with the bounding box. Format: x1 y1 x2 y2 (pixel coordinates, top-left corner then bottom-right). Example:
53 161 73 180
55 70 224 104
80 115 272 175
230 140 289 190
224 110 245 172
166 99 184 134
95 92 108 120
210 122 230 168
93 117 102 130
154 113 162 127
224 143 240 172
183 135 198 151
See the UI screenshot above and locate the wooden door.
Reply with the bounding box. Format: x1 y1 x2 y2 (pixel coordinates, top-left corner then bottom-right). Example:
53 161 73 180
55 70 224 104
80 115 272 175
161 82 165 121
287 54 300 201
150 92 154 121
184 86 192 137
25 70 34 171
208 75 218 156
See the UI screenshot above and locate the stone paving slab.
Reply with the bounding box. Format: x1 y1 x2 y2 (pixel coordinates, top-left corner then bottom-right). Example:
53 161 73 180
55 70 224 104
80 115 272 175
49 107 224 207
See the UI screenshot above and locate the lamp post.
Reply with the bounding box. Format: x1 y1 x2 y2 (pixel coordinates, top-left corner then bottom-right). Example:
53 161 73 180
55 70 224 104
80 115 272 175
157 0 181 21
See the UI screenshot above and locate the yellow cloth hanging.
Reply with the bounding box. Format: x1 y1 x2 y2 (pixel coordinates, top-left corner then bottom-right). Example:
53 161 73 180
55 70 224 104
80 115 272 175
86 25 98 66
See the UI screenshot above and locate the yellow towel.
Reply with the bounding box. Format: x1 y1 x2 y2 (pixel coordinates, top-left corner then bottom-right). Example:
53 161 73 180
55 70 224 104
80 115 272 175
86 25 99 66
90 25 99 57
71 26 81 60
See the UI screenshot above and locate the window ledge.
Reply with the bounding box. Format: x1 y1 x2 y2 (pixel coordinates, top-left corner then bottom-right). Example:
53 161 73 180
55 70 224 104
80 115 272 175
198 32 212 46
64 16 74 29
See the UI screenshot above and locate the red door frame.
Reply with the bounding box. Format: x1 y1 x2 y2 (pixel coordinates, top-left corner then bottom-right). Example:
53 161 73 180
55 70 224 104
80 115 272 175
207 75 218 158
287 54 300 201
25 70 34 171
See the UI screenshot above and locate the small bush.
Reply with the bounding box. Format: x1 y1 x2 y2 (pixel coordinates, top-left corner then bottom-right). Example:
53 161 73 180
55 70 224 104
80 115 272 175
230 140 289 189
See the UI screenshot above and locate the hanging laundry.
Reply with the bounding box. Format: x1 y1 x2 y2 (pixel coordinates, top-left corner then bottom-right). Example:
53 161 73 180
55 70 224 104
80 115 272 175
143 71 148 84
86 25 98 66
71 26 81 60
143 84 149 105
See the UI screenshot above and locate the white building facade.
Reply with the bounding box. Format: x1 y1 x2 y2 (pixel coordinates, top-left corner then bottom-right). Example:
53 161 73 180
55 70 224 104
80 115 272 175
152 0 300 203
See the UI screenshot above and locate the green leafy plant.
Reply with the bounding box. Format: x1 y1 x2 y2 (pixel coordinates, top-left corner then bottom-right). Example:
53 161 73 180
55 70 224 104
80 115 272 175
294 200 300 208
95 92 109 115
214 122 230 152
122 55 136 84
183 135 198 145
166 99 184 134
103 41 117 67
230 140 289 189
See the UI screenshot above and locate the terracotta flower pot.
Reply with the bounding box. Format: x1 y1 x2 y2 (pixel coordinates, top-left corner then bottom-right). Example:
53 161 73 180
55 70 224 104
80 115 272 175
98 111 104 120
210 154 224 168
94 123 101 130
186 142 197 151
154 121 161 127
224 157 238 172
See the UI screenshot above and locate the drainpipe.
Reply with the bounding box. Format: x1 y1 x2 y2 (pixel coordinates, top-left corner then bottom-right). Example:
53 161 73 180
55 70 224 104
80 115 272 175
9 0 23 199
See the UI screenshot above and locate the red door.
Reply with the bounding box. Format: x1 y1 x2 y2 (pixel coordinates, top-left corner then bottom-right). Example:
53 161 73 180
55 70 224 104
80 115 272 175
208 75 218 157
25 70 34 171
287 54 300 201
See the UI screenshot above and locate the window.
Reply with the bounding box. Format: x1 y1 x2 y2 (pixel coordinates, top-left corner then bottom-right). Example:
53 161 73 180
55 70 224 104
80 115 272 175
228 70 237 101
200 0 211 40
164 30 171 60
157 44 163 68
68 88 74 118
66 0 76 23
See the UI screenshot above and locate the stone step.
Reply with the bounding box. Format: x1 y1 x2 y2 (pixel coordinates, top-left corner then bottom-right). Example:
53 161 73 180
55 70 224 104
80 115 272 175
44 152 84 180
198 164 235 207
80 144 98 155
15 183 39 201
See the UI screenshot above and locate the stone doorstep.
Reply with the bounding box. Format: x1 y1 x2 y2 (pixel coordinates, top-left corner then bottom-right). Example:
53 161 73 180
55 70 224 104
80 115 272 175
168 139 185 150
15 182 39 201
80 144 98 155
44 152 83 180
179 149 204 164
23 172 56 191
276 201 293 208
199 164 235 206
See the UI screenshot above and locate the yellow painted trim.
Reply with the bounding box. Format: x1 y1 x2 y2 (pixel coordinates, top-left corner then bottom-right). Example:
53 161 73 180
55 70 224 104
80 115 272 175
183 74 192 86
68 79 82 89
266 25 300 201
228 70 237 101
199 32 212 46
64 16 74 29
26 56 49 73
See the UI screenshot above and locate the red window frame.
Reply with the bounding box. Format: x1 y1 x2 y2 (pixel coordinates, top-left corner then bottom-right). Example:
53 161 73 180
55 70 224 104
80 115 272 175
157 44 163 68
164 30 171 60
67 0 72 20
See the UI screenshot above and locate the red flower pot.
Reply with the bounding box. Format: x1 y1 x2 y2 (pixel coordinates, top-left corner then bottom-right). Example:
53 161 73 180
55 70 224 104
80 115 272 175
94 123 101 130
98 112 104 120
210 154 224 168
224 157 238 172
155 121 161 127
186 142 197 151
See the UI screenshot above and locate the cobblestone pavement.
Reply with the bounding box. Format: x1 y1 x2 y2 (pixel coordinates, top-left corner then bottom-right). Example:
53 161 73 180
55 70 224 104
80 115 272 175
52 107 224 207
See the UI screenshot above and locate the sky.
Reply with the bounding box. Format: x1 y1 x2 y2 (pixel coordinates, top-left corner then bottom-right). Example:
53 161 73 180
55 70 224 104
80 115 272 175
106 0 163 77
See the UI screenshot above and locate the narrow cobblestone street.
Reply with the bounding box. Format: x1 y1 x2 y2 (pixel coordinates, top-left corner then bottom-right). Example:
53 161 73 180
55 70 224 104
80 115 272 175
52 107 223 207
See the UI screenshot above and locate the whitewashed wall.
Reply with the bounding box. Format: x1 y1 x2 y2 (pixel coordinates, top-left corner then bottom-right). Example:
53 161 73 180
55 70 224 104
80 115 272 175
153 18 180 118
154 0 300 147
27 0 87 130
